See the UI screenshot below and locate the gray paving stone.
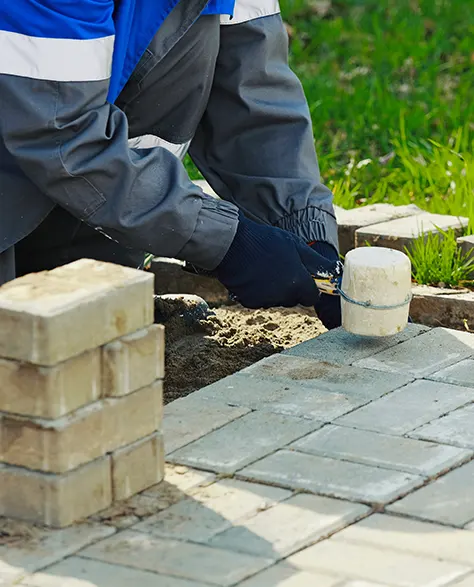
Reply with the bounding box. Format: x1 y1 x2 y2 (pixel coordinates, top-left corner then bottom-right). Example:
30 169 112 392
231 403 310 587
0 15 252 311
335 203 422 255
0 523 114 581
355 211 468 252
134 479 290 542
194 373 371 421
336 379 474 435
144 464 216 496
168 411 321 474
238 562 342 587
22 557 209 587
284 324 429 364
387 460 474 526
242 356 413 398
239 449 423 504
429 359 474 388
291 425 471 476
287 538 470 586
163 395 250 454
208 493 369 559
334 513 474 566
354 328 474 377
410 404 474 449
80 530 273 586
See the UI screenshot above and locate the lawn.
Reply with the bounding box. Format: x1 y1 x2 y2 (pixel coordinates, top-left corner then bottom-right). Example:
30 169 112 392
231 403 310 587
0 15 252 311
279 0 473 222
187 0 473 221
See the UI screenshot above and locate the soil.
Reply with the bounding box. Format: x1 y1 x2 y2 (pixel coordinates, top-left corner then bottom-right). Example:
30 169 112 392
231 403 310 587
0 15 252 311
164 304 325 403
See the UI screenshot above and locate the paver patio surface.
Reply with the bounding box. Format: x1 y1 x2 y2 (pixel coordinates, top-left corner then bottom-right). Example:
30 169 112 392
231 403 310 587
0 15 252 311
2 325 474 586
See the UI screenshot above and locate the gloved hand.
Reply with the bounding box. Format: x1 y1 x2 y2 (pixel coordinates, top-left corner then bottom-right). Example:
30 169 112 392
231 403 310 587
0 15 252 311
216 213 338 309
309 241 342 330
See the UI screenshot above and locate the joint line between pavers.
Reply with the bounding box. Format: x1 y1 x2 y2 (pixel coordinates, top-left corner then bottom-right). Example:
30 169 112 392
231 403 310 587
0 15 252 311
223 509 375 587
233 470 380 508
75 546 260 586
30 528 118 575
381 508 474 531
407 399 474 438
345 327 431 367
165 406 255 459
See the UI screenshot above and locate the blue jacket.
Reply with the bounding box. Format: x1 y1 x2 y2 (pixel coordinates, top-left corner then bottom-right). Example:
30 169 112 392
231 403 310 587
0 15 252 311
0 0 235 103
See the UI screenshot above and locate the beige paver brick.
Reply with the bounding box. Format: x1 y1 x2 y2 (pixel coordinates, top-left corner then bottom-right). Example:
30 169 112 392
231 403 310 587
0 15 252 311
80 530 273 586
103 381 163 454
0 348 101 419
287 538 470 586
333 514 474 566
239 562 342 587
0 457 112 528
0 259 154 366
134 478 290 542
1 382 162 473
23 557 209 587
111 432 164 501
102 324 164 397
209 493 369 559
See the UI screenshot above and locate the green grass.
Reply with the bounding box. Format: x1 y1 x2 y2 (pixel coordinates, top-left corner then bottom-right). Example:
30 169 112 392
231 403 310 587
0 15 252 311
406 229 474 287
281 0 473 219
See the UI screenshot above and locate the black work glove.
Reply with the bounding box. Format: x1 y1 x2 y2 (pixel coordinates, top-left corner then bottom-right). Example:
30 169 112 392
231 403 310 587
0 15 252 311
215 213 338 309
309 241 342 330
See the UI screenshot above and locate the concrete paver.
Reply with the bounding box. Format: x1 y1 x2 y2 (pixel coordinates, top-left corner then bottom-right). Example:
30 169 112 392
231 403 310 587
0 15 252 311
22 557 208 587
333 513 474 565
335 379 473 435
335 203 422 255
238 562 342 587
239 449 423 503
80 530 273 586
284 324 429 364
291 424 471 476
145 463 216 494
194 374 374 421
428 358 474 388
410 405 474 449
242 356 412 399
133 479 290 542
0 523 114 582
355 212 467 252
162 395 250 454
354 328 474 377
287 538 470 586
387 460 474 526
208 493 369 559
442 576 474 587
168 411 321 473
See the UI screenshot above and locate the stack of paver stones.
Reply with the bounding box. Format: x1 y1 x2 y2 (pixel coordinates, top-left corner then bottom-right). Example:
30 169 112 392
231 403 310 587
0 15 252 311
2 321 474 586
0 259 164 528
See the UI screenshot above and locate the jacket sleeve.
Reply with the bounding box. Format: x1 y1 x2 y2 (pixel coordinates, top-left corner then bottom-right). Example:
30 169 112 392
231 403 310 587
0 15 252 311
189 10 339 252
0 2 238 270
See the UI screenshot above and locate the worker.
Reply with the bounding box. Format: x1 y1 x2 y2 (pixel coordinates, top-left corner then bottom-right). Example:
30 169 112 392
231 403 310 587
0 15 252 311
0 0 342 329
